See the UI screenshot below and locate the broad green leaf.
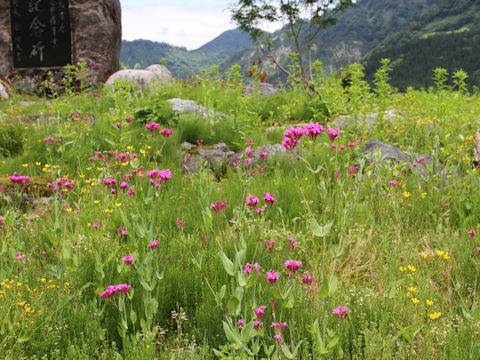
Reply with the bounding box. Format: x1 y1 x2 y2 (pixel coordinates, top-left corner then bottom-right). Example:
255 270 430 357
319 274 329 298
328 274 338 296
227 296 241 317
309 218 333 237
281 344 294 359
218 250 234 276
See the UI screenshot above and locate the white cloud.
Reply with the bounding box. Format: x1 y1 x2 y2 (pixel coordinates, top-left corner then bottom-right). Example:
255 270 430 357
121 1 283 50
122 3 236 50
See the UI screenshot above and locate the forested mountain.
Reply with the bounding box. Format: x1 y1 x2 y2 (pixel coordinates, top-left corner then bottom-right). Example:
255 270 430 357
194 29 255 53
120 40 220 78
364 0 480 90
120 0 480 89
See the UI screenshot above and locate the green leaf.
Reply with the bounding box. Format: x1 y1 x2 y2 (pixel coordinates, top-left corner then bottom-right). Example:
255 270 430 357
227 296 241 317
309 218 333 237
328 274 338 296
218 250 235 276
319 274 329 298
281 344 294 359
241 321 254 345
222 321 242 347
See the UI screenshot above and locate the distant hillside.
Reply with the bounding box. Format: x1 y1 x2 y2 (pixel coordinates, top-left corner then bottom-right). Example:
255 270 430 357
194 29 255 53
120 40 221 78
364 0 480 89
220 0 441 82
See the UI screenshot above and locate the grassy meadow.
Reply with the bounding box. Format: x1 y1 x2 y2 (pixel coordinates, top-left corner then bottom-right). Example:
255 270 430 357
0 62 480 359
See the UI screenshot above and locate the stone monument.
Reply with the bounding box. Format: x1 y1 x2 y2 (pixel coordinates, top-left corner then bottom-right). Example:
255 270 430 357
0 0 121 84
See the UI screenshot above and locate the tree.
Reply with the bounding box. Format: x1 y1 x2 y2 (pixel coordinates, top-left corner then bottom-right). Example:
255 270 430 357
231 0 354 87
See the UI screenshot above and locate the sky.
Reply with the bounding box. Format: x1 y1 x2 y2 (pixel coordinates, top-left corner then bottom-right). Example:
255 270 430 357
120 0 281 50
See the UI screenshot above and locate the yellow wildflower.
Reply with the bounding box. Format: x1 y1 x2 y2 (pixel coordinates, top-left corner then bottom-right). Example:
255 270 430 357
426 299 434 306
436 250 444 256
411 298 419 304
429 312 442 320
443 252 450 260
407 265 416 272
420 253 428 259
400 266 406 272
403 191 411 198
408 287 416 292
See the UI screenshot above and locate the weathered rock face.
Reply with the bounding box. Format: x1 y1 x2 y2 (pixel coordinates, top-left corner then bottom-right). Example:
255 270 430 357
243 82 281 97
69 0 122 82
0 0 121 83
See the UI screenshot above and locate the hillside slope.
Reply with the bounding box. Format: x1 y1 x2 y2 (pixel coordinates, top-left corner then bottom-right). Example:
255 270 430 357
364 0 480 89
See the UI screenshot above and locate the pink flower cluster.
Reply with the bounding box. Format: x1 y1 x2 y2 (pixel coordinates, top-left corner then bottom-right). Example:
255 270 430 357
47 177 76 193
159 128 174 138
265 271 280 284
99 284 131 299
121 255 135 266
115 153 137 163
271 321 288 332
332 306 351 319
282 122 341 151
284 260 303 273
43 137 62 143
243 262 261 276
210 200 227 213
145 121 161 135
9 172 30 184
146 169 172 187
245 194 260 209
148 240 159 249
245 192 276 213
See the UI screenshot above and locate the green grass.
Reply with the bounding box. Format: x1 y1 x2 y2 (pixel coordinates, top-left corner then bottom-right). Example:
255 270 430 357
0 62 479 359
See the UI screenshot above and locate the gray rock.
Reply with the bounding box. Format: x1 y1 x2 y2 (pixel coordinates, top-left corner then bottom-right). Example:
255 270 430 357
0 82 7 100
473 129 480 164
145 64 174 83
243 82 281 97
167 98 209 116
363 139 432 174
183 143 234 173
105 69 164 89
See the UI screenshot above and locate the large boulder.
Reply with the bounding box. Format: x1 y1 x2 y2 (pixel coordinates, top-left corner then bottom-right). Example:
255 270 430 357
105 69 162 89
145 64 174 83
183 143 235 173
106 65 174 89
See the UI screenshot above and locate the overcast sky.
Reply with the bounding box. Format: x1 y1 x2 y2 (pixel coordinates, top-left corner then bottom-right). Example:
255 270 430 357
120 0 281 50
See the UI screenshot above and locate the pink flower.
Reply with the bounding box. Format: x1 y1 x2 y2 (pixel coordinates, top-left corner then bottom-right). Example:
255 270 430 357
243 262 261 276
327 128 340 142
126 187 135 197
99 285 118 299
330 145 336 152
288 237 297 251
332 306 351 319
255 207 263 215
245 147 254 158
9 172 30 184
146 169 172 187
115 283 131 295
117 226 127 237
40 251 47 259
125 116 133 123
335 171 342 178
122 255 135 266
282 127 304 150
302 122 325 140
237 319 245 327
347 142 356 148
159 128 174 137
271 321 288 332
115 122 121 129
92 219 99 229
302 272 313 284
260 150 268 160
476 247 480 254
265 271 280 284
338 145 345 151
274 334 282 344
254 305 266 320
348 165 357 175
263 192 276 207
417 157 425 164
16 252 23 260
148 240 159 249
389 180 398 185
245 194 260 209
145 121 161 136
176 217 185 229
469 229 475 239
246 139 254 146
0 218 3 226
254 321 262 331
264 239 276 254
284 260 303 273
88 156 95 163
210 200 227 213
